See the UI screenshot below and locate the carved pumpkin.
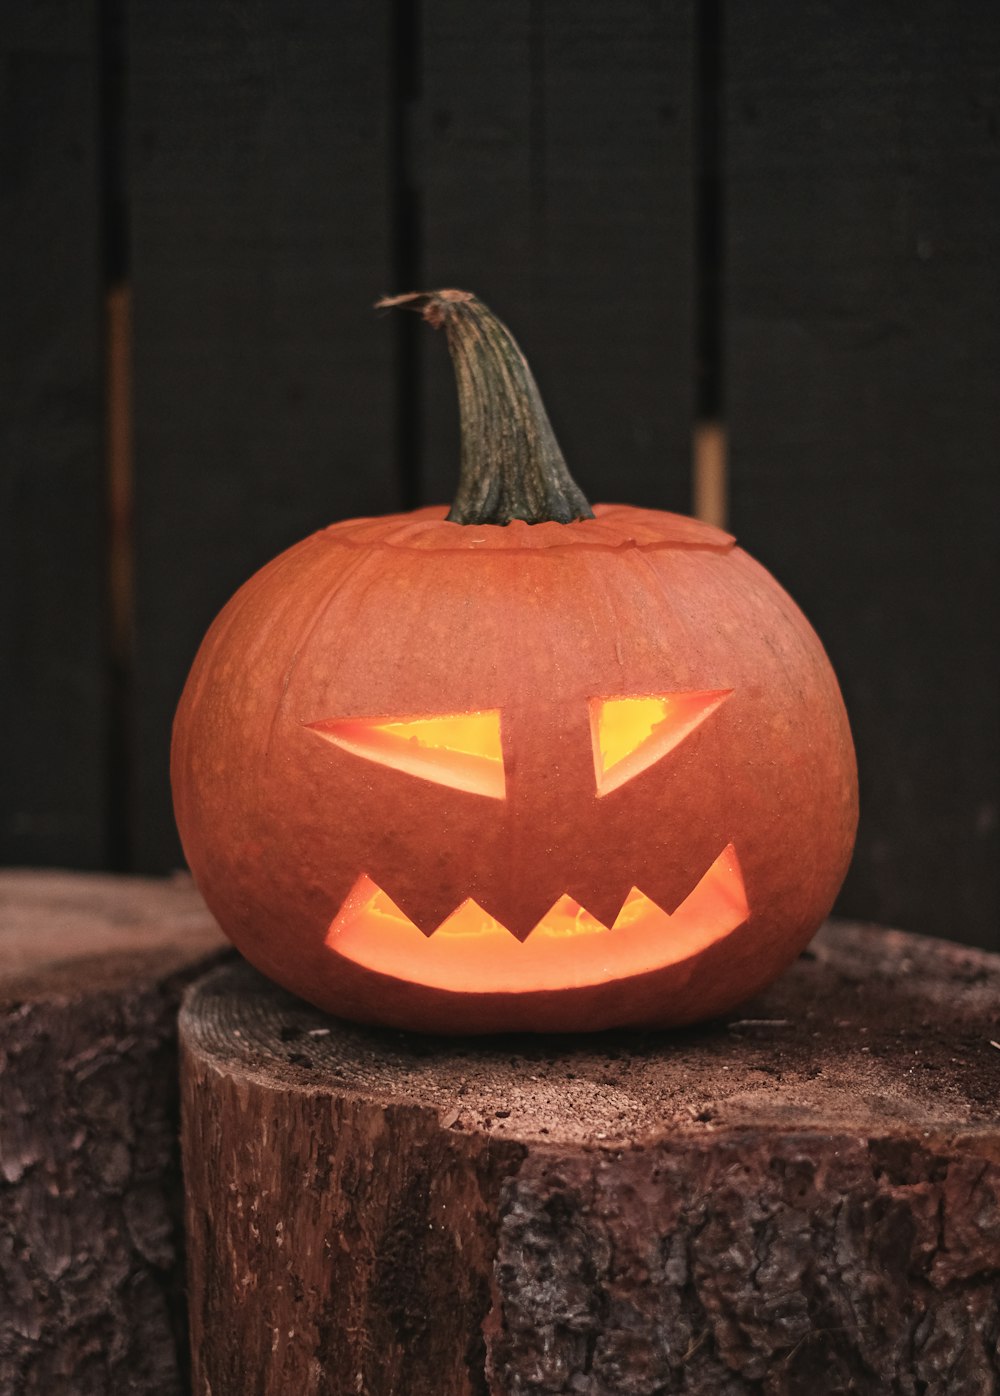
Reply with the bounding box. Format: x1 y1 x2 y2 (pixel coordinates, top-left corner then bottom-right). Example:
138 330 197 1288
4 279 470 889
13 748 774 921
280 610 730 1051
172 290 857 1034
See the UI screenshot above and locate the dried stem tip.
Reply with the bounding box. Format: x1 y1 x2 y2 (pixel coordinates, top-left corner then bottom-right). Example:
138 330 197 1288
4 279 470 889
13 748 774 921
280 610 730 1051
377 289 594 526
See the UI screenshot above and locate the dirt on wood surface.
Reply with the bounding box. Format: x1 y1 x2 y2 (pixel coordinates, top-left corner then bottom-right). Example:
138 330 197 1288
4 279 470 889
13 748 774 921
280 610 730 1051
185 919 1000 1145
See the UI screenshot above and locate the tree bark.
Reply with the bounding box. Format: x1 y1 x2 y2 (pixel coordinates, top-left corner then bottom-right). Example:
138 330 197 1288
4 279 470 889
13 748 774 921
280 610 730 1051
180 921 1000 1396
0 870 228 1396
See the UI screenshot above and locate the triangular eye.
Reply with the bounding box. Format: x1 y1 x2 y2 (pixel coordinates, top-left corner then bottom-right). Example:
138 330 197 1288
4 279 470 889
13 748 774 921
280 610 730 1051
306 711 506 799
589 691 732 796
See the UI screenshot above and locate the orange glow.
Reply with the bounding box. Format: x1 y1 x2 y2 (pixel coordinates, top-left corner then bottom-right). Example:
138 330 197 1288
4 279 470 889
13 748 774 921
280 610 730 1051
589 691 732 796
307 710 505 798
326 845 749 994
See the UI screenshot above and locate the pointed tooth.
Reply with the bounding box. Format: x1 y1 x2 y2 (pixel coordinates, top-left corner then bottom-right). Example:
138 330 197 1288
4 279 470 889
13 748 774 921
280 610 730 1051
473 891 558 941
563 878 636 933
467 868 565 941
379 882 469 938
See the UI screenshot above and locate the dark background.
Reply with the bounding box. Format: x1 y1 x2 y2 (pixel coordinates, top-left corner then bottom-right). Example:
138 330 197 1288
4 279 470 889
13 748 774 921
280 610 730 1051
2 1 997 949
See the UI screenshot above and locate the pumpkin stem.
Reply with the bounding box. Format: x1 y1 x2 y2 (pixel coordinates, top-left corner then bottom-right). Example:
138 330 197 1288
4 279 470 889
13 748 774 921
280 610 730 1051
377 289 594 525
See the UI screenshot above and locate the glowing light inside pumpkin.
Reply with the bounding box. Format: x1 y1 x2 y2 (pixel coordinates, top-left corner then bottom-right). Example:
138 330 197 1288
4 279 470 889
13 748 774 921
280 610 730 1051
307 710 506 798
589 690 732 795
326 845 749 994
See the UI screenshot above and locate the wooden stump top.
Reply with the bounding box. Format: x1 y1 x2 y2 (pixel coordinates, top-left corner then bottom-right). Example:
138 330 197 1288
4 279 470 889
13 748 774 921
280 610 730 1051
0 868 227 1000
182 920 1000 1394
183 919 999 1143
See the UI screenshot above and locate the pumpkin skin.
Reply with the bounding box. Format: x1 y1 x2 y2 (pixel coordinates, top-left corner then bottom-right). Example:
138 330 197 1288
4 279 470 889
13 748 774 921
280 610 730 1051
172 497 857 1034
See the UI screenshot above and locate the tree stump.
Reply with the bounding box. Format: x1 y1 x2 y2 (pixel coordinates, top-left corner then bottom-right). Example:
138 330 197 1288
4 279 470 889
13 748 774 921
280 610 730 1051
0 870 228 1396
181 922 1000 1396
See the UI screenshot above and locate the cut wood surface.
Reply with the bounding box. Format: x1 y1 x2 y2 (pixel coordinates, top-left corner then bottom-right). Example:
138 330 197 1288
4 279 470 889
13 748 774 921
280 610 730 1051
181 921 1000 1396
0 871 228 1396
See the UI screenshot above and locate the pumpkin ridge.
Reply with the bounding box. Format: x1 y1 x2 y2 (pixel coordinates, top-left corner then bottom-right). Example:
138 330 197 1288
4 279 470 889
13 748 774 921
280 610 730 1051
320 505 736 554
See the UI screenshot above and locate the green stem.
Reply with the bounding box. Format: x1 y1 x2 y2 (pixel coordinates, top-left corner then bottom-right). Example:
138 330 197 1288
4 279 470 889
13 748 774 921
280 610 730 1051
378 289 594 525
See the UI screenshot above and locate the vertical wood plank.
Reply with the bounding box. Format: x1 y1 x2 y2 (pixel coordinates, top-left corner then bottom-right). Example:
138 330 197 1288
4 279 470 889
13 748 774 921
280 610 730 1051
129 1 399 870
417 0 696 513
725 3 1000 947
0 2 106 868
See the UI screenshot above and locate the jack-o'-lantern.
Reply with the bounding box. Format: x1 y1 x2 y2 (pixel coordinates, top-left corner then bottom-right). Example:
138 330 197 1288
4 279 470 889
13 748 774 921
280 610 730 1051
171 290 857 1034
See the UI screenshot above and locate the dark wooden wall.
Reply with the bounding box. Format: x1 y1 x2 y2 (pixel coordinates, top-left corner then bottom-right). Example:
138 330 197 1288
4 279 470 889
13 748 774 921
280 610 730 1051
725 2 1000 948
2 1 997 950
2 0 106 868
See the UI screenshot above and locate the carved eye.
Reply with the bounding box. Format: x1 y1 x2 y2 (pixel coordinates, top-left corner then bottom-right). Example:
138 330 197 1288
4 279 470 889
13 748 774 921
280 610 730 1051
307 711 506 799
589 691 732 796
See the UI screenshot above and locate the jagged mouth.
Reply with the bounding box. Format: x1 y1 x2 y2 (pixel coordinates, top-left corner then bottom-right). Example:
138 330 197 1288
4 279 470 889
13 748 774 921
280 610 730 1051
325 845 749 995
